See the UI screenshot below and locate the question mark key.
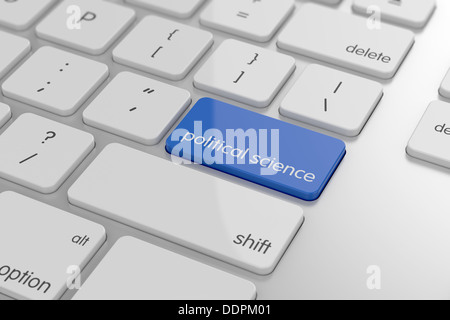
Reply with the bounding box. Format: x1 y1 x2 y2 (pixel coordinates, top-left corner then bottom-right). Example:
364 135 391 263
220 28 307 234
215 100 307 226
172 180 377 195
0 113 94 193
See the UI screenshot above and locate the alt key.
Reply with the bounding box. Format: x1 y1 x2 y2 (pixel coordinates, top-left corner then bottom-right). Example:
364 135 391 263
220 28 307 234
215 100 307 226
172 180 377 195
407 101 450 168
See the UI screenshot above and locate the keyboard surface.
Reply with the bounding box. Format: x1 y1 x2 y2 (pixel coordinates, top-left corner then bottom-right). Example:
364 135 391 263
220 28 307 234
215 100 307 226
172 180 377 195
1 0 450 300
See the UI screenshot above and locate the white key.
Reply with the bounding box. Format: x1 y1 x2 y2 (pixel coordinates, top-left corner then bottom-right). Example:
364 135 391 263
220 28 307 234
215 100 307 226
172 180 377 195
36 0 136 55
73 237 256 300
2 46 108 116
113 16 213 81
407 101 450 168
126 0 205 19
439 68 450 99
0 31 30 79
0 0 55 31
0 113 94 193
0 192 105 300
352 0 436 29
280 64 383 137
0 103 11 129
194 39 295 108
68 144 303 275
200 0 294 42
83 72 191 145
277 3 415 79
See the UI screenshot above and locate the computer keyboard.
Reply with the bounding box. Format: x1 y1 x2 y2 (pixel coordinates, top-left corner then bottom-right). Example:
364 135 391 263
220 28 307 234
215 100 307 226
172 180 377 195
1 0 450 301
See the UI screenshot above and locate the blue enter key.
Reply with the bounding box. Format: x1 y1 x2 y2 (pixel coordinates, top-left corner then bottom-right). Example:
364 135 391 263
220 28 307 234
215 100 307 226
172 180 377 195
166 98 346 201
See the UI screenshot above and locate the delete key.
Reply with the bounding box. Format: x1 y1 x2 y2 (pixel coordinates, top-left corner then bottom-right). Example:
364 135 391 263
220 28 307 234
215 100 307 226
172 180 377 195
408 101 450 168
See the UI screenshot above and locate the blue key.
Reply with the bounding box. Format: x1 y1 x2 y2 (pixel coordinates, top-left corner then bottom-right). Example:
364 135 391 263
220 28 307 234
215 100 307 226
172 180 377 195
166 98 346 201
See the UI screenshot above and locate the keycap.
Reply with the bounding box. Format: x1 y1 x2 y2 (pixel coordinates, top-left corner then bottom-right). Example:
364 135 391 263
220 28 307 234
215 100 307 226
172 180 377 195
126 0 205 19
113 16 213 81
352 0 436 29
439 68 450 99
0 192 105 300
194 39 295 108
36 0 136 55
68 143 303 275
277 3 415 79
407 101 450 168
0 103 11 129
200 0 294 42
0 113 94 193
83 72 191 145
166 98 346 201
73 237 256 300
280 64 384 137
2 46 108 116
0 31 30 79
0 0 55 30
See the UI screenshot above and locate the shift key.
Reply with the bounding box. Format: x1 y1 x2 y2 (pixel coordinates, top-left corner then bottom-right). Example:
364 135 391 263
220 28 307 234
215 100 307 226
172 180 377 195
277 3 415 79
68 143 304 275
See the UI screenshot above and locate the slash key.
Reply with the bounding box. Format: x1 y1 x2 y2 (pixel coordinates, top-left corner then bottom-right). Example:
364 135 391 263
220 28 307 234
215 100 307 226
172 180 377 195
0 113 94 193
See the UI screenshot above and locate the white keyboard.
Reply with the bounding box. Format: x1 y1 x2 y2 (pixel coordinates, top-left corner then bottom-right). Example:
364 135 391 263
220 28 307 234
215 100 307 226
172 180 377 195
0 0 449 301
